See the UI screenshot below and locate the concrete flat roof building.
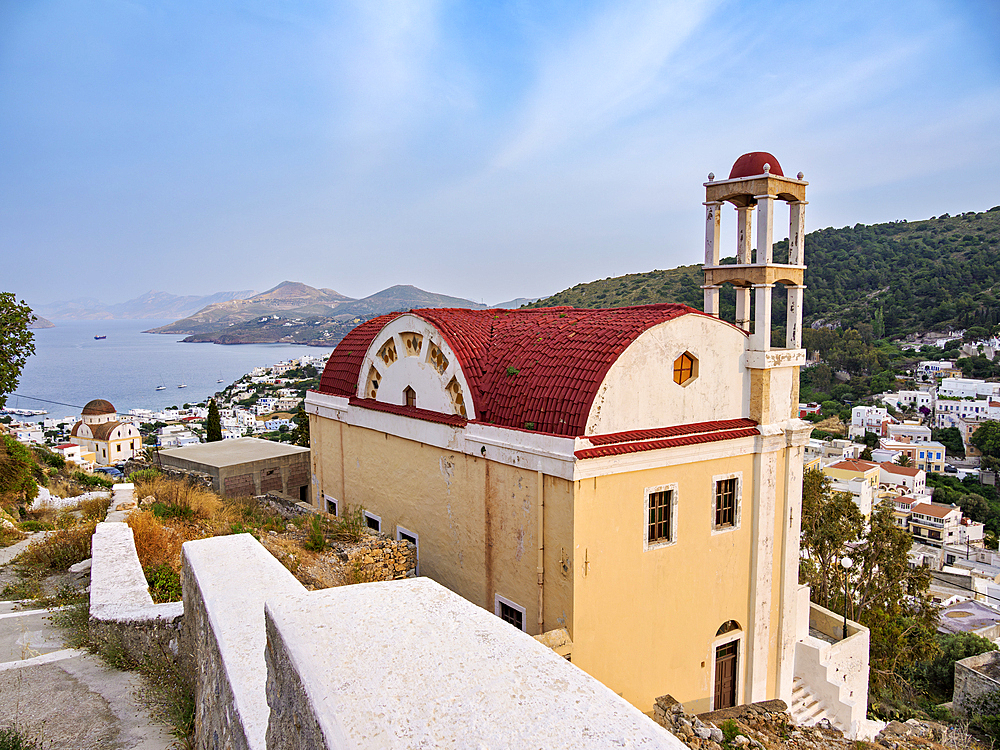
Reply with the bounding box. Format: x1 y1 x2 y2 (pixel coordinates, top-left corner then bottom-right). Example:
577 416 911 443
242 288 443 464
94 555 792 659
158 437 311 502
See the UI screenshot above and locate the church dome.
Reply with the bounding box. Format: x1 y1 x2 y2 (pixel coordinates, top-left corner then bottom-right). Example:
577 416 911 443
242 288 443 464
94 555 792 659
728 152 783 179
82 399 116 416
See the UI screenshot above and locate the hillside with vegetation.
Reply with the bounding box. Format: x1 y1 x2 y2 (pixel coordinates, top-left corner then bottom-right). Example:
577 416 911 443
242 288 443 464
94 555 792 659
529 207 1000 339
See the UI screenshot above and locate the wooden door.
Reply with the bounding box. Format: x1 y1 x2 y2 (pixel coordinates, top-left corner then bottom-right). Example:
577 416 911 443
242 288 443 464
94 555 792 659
714 641 738 709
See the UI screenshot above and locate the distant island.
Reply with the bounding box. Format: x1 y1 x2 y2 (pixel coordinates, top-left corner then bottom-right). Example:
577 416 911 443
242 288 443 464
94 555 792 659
28 314 54 329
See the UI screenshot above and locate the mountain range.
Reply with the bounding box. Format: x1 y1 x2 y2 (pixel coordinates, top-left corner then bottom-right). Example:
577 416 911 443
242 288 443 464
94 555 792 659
37 290 257 321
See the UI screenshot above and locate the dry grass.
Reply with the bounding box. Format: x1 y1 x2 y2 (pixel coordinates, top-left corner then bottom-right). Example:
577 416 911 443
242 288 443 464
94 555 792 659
813 415 846 435
127 511 186 571
133 476 222 520
15 522 97 572
77 494 112 521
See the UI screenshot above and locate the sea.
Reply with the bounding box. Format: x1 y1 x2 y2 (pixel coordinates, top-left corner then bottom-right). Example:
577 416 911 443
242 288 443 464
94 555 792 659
11 320 332 422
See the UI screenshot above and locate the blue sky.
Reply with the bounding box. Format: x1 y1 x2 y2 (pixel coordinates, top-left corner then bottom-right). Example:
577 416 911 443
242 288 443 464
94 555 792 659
3 0 998 308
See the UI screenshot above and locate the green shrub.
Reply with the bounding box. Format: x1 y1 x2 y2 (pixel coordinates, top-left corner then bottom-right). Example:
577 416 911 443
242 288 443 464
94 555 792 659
151 501 194 521
32 446 65 470
73 471 113 489
144 564 182 603
303 515 326 552
128 468 160 483
329 504 367 542
720 719 740 743
0 725 43 750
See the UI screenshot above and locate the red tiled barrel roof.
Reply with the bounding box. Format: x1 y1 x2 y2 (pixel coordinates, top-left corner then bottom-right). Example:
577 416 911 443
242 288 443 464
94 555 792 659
318 304 713 437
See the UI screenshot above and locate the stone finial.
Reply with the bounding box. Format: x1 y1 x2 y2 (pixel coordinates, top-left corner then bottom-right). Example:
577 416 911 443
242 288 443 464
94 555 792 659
763 163 770 174
708 172 715 181
797 171 804 180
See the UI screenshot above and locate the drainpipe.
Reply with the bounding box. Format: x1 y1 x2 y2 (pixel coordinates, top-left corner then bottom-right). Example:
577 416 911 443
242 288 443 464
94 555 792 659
537 470 545 635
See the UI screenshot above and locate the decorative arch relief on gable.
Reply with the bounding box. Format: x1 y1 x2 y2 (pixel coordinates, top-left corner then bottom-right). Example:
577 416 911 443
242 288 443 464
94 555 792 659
357 314 475 420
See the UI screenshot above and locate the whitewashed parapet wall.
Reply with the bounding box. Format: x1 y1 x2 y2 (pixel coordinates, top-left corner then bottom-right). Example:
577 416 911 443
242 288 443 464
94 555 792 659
180 533 685 749
89 484 184 664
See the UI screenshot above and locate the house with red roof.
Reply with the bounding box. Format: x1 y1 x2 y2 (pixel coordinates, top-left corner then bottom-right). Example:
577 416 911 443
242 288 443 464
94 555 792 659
305 154 872 734
70 399 142 466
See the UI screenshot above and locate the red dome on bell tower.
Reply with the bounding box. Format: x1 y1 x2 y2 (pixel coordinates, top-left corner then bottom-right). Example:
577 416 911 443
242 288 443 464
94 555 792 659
728 152 784 179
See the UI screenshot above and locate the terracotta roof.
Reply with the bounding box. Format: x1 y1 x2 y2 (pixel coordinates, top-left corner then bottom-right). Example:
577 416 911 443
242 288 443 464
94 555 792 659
70 421 83 438
348 397 467 428
828 459 878 472
82 399 116 416
318 305 717 437
880 462 921 476
910 502 959 519
575 424 759 460
55 443 78 449
729 152 784 179
586 419 758 446
90 421 122 441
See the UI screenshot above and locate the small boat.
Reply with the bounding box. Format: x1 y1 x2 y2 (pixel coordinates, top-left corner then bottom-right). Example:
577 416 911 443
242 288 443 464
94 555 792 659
94 335 106 340
177 384 188 389
155 385 166 391
217 379 225 383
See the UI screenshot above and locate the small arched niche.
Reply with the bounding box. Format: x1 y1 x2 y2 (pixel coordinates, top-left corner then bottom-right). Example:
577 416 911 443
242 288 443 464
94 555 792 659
716 620 741 636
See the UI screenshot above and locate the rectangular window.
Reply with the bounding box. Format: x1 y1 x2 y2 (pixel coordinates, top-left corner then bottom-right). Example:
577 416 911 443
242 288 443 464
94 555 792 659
495 594 526 632
324 494 338 516
644 484 677 549
715 478 737 528
648 490 672 543
397 526 419 575
364 511 381 533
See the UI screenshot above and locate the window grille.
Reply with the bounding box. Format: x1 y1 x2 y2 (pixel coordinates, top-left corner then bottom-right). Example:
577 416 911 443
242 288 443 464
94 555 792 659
648 490 672 543
715 478 737 528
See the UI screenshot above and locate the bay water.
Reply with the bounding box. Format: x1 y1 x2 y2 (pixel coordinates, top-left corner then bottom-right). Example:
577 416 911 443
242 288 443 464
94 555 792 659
12 320 331 421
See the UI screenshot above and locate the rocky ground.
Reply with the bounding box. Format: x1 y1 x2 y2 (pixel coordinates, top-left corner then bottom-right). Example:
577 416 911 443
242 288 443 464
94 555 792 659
654 696 986 750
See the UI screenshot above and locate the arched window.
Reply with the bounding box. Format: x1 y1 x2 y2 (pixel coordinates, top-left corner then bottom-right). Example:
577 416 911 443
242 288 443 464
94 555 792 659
403 386 416 408
716 620 741 636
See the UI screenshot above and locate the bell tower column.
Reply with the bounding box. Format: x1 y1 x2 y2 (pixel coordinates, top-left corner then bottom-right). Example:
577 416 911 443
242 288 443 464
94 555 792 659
703 200 723 317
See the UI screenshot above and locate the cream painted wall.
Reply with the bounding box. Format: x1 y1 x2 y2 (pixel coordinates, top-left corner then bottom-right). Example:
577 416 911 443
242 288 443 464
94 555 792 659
310 416 575 637
585 315 750 435
570 448 789 715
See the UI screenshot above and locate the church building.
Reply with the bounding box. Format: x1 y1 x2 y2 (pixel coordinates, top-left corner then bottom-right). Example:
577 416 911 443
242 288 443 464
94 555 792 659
305 154 870 730
70 399 142 466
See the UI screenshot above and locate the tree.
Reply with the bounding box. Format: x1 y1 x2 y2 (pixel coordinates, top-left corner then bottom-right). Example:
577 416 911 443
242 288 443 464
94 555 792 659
0 293 36 410
800 469 864 609
863 431 880 449
894 452 912 467
932 427 966 459
294 405 310 447
972 421 1000 459
872 307 885 340
205 399 222 442
860 447 874 461
0 435 38 505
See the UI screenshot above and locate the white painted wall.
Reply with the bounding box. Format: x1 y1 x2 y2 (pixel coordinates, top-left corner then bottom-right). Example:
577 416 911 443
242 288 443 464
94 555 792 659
358 314 477 419
585 314 749 435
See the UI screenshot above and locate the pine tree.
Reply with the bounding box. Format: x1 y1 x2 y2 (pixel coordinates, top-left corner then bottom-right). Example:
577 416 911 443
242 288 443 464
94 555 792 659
294 405 310 447
206 399 222 442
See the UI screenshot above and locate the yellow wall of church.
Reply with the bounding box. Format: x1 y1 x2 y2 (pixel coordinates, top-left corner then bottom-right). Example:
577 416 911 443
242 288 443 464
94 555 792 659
570 450 787 714
310 416 576 637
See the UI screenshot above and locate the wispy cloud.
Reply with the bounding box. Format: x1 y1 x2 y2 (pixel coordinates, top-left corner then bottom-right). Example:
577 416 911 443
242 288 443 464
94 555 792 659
495 0 718 168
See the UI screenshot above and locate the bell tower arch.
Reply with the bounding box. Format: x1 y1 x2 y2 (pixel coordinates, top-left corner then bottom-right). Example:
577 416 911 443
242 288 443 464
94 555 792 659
701 152 808 422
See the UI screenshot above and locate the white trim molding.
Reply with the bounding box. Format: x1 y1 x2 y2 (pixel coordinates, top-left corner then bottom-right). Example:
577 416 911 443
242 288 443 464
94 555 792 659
494 594 527 632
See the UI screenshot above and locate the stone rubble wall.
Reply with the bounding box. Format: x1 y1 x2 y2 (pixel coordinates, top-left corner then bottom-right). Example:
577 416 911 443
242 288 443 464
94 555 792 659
652 694 965 750
344 536 417 582
953 651 1000 716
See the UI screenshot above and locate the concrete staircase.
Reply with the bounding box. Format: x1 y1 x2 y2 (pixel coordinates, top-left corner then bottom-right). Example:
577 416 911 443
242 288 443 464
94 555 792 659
789 676 848 733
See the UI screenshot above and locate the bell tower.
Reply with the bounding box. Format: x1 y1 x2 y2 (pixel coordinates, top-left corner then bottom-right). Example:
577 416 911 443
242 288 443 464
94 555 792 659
702 152 808 422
